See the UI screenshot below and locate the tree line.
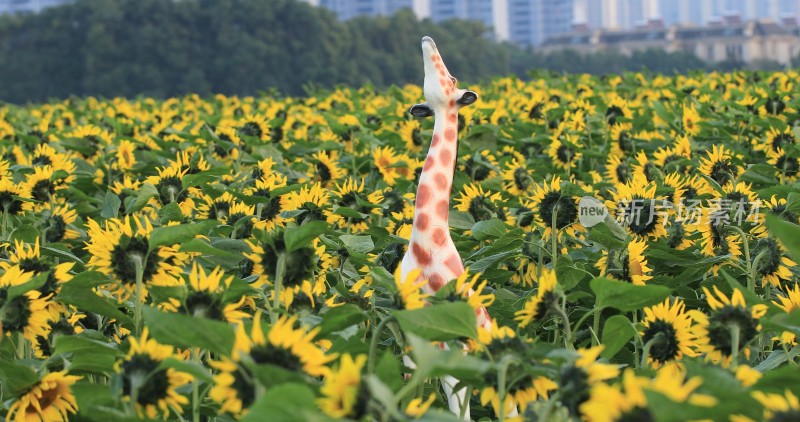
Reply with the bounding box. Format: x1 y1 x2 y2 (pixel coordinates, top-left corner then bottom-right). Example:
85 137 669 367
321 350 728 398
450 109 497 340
0 0 769 104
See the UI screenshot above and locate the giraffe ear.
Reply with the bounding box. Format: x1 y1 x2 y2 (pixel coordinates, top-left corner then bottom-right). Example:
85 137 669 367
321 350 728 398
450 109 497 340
457 90 478 107
409 103 434 118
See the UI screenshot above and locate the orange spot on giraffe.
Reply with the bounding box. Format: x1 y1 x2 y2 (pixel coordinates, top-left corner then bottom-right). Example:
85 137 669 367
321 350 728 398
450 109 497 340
445 254 463 275
417 184 432 207
431 133 440 148
411 242 432 266
444 127 456 142
448 113 457 123
434 173 448 190
449 100 455 108
416 212 430 231
435 200 449 220
432 227 447 247
439 149 452 165
428 273 445 291
423 156 436 171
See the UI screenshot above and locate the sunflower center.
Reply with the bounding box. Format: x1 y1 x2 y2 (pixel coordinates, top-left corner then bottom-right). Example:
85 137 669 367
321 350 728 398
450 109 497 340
241 122 263 138
514 206 533 228
616 131 632 152
618 407 655 422
558 365 590 417
539 192 578 230
156 176 186 204
110 237 160 285
529 103 544 119
231 369 257 409
709 159 735 185
183 291 224 320
556 145 575 164
411 128 423 146
210 201 231 220
772 133 795 151
513 167 530 191
776 155 799 177
465 156 491 181
621 198 658 236
32 155 52 166
770 410 800 422
250 344 302 371
31 179 54 202
752 238 783 277
642 319 680 363
261 239 315 288
615 163 631 184
46 215 67 243
606 105 624 125
769 204 797 223
122 354 170 406
707 305 759 356
468 195 497 222
0 295 32 333
766 96 786 115
0 191 22 214
316 162 332 182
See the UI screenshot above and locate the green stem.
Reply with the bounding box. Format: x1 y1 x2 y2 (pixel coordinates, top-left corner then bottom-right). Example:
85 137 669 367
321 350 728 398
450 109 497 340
553 306 574 351
133 255 145 338
639 333 664 369
727 225 752 292
496 355 519 421
592 308 602 347
749 250 769 292
368 315 396 375
551 204 559 268
271 252 286 323
571 308 599 343
192 348 200 422
730 323 741 370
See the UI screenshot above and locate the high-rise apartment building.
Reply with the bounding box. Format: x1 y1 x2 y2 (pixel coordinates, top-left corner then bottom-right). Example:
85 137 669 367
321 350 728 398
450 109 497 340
508 0 572 46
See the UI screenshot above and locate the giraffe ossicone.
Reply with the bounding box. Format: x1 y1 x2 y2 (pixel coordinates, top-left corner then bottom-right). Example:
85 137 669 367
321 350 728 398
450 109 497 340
399 35 513 420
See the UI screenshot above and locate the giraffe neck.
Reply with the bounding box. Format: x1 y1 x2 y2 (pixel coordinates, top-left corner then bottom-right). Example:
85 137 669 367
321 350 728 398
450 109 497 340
410 104 459 250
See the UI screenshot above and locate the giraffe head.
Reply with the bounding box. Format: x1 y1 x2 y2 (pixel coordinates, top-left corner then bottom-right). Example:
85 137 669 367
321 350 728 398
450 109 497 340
410 36 478 118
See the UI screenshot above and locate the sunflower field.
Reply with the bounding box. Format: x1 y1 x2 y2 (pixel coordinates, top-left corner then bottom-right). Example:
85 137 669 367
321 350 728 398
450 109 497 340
1 69 800 422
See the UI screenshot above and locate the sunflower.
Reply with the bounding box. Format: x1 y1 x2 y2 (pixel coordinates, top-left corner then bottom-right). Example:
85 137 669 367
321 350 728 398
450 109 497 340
114 139 137 171
682 102 702 137
608 123 634 157
6 371 81 422
548 133 583 171
226 202 257 239
530 176 582 241
388 200 415 240
687 206 743 262
328 178 383 233
750 237 796 288
117 328 193 419
698 144 743 188
480 373 557 417
751 390 800 421
237 114 271 141
42 203 80 243
772 283 800 345
145 165 197 216
654 135 692 173
596 238 652 285
559 346 620 418
174 263 250 324
453 183 504 222
32 313 85 359
234 311 337 377
462 151 500 182
245 174 288 232
501 159 533 197
3 238 74 298
70 124 113 158
197 191 236 221
605 95 633 125
399 119 425 154
760 126 796 153
405 395 436 419
693 286 768 367
394 267 428 310
640 298 701 367
608 173 668 240
208 357 256 418
85 216 187 301
372 146 401 186
0 265 52 342
0 177 30 215
309 150 346 186
767 147 799 182
515 268 560 328
605 153 632 185
283 183 331 225
317 354 369 419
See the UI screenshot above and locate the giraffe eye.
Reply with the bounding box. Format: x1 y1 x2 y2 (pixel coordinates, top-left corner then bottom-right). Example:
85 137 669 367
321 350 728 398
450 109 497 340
450 77 457 85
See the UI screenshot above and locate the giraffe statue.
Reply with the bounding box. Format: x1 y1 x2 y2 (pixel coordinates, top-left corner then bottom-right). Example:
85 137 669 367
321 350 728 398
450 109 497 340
400 36 495 420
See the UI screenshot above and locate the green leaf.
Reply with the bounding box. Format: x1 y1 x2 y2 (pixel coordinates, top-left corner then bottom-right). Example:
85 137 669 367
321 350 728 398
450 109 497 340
590 277 671 312
157 202 183 224
448 211 475 230
53 335 120 356
100 191 121 219
179 238 244 261
56 272 134 327
339 234 374 254
600 315 636 359
127 182 159 213
0 360 39 396
555 255 588 290
148 220 218 251
405 334 490 382
249 363 307 390
142 306 235 356
765 214 800 260
393 302 477 341
241 383 333 422
317 304 368 337
10 224 39 244
375 350 403 392
471 218 507 241
7 272 48 301
42 245 85 264
588 223 627 249
284 221 328 252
